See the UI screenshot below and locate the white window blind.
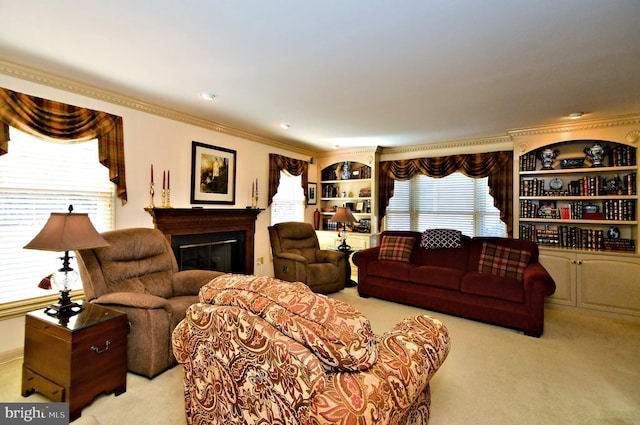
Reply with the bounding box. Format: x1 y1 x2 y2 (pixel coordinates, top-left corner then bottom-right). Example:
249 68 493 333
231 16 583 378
386 173 506 237
270 170 305 225
0 129 115 305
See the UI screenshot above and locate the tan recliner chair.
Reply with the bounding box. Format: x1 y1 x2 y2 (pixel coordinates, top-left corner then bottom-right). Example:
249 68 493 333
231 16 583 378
268 221 346 293
75 227 223 378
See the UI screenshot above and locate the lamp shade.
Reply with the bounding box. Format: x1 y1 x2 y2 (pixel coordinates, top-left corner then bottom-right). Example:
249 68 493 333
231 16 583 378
329 207 358 224
24 212 109 252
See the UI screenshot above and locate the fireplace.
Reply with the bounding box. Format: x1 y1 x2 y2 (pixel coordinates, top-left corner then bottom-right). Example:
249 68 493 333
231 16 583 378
171 231 244 273
146 208 263 274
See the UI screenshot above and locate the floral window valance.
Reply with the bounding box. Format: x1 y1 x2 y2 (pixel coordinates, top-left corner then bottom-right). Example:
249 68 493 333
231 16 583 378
0 88 127 204
379 151 513 234
268 154 308 206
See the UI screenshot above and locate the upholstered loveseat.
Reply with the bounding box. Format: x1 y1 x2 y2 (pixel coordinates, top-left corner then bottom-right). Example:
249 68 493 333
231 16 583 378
172 274 450 425
352 230 556 337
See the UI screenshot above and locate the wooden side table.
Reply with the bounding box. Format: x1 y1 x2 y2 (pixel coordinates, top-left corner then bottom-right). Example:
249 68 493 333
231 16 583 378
22 302 128 421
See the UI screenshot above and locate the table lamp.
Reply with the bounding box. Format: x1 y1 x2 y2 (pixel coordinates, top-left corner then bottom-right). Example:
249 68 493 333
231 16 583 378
23 205 110 317
329 207 358 252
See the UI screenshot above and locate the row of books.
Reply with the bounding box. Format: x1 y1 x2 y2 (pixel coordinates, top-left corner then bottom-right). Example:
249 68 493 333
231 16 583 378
602 199 636 221
610 145 637 167
519 224 636 252
521 173 636 197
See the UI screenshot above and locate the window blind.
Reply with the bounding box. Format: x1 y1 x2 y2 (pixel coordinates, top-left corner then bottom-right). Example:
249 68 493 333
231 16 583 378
270 170 305 225
386 173 506 237
0 129 114 305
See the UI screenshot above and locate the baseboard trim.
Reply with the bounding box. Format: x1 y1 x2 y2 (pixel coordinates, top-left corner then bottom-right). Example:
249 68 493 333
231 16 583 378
0 348 23 364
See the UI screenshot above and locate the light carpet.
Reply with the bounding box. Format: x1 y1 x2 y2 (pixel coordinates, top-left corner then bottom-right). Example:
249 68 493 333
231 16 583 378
1 287 639 424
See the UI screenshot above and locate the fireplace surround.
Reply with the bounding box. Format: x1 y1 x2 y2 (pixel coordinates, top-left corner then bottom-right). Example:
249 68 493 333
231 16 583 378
146 208 263 274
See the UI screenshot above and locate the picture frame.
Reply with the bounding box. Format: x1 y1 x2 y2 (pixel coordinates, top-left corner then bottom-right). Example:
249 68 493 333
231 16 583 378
190 141 237 204
307 182 317 205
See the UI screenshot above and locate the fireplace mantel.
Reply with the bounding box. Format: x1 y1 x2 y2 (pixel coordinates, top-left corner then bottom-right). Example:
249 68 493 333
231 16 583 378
146 208 263 274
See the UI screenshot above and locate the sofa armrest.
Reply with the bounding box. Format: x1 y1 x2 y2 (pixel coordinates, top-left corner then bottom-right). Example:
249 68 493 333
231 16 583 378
172 269 224 296
352 247 381 267
311 315 450 422
523 262 556 298
92 292 171 310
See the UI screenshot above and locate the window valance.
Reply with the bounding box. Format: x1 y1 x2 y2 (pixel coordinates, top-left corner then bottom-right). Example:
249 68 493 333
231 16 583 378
268 154 308 206
0 88 127 204
379 151 513 234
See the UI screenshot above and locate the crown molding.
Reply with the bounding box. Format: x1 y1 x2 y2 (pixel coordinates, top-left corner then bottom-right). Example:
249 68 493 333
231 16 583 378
0 58 316 157
507 114 640 138
381 134 513 156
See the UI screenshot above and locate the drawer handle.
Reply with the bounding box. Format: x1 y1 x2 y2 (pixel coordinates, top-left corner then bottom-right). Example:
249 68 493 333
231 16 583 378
91 340 111 354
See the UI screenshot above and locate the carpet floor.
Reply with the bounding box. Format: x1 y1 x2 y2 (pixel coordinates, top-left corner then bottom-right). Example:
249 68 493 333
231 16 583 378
1 287 639 424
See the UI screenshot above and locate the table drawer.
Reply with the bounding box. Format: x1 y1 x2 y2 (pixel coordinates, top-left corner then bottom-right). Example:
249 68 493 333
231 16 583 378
22 366 65 402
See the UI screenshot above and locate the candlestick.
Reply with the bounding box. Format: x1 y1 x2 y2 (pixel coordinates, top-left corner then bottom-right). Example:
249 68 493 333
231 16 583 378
148 182 155 208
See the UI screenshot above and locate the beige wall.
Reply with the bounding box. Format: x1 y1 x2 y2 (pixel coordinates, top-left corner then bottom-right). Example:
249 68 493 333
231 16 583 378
0 71 317 357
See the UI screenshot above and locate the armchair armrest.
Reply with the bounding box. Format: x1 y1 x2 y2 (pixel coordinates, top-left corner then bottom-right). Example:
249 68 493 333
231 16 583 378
173 269 224 296
92 292 171 310
276 252 309 264
173 303 327 424
315 249 344 265
311 315 450 422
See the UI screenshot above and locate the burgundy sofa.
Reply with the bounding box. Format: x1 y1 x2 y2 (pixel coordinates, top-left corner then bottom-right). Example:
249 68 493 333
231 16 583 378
352 230 556 337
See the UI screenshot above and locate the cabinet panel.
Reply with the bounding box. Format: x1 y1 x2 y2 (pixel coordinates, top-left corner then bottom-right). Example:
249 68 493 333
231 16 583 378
578 254 640 316
538 250 576 306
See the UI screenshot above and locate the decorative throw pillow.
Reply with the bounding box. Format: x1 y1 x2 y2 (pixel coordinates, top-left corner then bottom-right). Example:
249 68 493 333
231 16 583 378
378 236 415 262
478 242 531 281
420 228 463 249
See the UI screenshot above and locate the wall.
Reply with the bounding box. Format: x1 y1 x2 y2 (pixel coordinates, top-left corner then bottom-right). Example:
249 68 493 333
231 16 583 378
0 70 317 358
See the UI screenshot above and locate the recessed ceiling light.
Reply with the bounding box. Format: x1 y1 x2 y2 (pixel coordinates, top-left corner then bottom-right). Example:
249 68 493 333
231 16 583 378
568 112 583 119
200 92 216 101
280 122 292 129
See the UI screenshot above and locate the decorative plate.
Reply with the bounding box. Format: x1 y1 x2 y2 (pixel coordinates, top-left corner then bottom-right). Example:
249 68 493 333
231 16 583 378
549 178 563 190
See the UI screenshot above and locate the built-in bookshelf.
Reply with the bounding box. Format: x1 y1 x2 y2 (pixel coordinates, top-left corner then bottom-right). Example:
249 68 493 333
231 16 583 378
518 140 637 253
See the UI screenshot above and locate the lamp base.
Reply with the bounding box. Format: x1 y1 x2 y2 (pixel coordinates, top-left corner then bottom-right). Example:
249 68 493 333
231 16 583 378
44 290 83 318
337 240 352 252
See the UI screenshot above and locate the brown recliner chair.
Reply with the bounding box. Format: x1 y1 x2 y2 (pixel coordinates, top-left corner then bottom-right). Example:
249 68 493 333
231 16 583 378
268 221 346 293
75 227 223 378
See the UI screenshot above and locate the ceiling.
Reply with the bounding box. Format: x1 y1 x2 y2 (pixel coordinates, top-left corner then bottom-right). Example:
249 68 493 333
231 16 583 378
1 1 640 153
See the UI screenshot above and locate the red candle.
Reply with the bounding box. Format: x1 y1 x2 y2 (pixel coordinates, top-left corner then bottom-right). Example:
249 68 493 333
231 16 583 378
167 170 170 190
163 171 166 190
151 164 154 183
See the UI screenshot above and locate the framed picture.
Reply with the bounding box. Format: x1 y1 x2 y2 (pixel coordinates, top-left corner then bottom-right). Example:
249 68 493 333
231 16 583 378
307 182 317 205
190 141 236 204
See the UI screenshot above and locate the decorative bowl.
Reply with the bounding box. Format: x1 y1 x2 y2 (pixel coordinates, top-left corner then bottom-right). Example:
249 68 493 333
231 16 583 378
560 157 585 168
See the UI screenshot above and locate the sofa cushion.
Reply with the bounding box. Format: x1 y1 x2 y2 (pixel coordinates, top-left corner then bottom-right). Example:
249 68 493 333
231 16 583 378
478 242 531 281
420 228 463 249
368 260 413 281
409 266 464 290
378 236 415 262
199 274 377 372
461 271 525 302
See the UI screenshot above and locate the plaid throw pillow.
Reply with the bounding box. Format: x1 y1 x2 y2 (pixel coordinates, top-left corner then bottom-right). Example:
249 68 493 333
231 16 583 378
478 242 531 281
420 228 462 249
378 236 415 262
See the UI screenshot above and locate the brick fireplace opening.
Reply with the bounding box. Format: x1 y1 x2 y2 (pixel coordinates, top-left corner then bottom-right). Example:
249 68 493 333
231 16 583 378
146 208 263 274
